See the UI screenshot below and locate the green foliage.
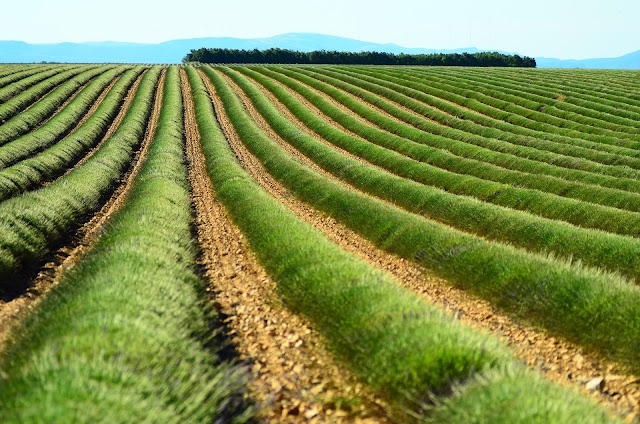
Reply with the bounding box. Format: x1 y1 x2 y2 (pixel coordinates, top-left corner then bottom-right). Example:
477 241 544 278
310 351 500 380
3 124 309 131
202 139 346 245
0 65 132 170
0 66 145 201
224 66 640 283
245 66 640 238
287 66 640 195
184 47 537 67
0 65 113 145
0 65 72 101
204 65 640 373
0 67 253 423
194 66 613 422
332 66 640 174
0 67 161 282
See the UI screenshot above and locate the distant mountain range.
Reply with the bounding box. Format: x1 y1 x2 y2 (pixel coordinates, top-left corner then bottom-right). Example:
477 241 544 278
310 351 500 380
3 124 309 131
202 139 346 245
536 50 640 69
0 33 638 69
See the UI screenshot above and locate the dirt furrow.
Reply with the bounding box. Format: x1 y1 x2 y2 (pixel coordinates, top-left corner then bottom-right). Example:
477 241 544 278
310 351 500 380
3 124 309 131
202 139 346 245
0 69 166 355
209 68 640 422
189 69 389 423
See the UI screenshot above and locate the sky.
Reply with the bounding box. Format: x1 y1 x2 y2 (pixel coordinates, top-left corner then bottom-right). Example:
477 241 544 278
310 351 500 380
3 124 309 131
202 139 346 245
2 0 638 59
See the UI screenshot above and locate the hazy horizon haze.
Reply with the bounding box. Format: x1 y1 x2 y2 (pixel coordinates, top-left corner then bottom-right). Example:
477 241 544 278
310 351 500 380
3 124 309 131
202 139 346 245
2 0 638 60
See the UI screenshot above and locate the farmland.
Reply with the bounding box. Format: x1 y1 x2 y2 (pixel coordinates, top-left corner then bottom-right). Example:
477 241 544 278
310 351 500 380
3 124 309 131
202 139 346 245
0 63 639 422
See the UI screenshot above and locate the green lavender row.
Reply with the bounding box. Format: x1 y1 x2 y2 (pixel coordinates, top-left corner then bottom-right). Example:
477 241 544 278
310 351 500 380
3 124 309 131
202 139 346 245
372 66 640 146
269 66 640 212
286 66 640 207
0 66 253 423
0 65 40 83
206 65 640 373
299 66 640 187
0 65 112 145
0 65 63 95
405 67 640 136
0 67 145 201
0 67 161 282
0 65 96 126
193 66 613 423
422 66 640 127
327 66 640 175
224 67 640 284
443 67 640 123
0 65 131 169
246 66 640 238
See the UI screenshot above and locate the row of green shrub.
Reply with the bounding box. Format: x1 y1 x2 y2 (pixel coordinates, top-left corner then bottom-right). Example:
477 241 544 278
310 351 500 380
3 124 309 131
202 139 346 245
0 65 68 101
0 65 43 83
0 65 96 124
423 67 640 130
207 65 640 373
401 67 640 137
299 66 640 186
284 66 640 206
0 66 253 423
266 66 640 213
0 67 145 201
0 65 130 169
0 67 161 282
355 66 640 159
517 69 640 98
225 66 640 284
369 66 640 148
246 66 640 238
452 67 640 124
193 65 614 423
324 66 640 176
0 65 111 145
296 67 640 189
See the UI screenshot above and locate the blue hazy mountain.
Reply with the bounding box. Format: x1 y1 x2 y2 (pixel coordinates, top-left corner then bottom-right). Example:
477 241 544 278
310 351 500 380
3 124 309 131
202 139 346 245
0 33 638 68
0 33 479 64
536 50 640 69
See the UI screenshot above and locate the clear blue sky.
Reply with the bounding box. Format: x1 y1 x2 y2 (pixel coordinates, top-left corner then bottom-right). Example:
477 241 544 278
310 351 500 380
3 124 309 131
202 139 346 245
3 0 638 59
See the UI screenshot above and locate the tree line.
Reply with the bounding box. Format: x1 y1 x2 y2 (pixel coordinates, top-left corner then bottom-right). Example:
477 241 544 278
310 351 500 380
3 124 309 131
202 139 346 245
183 48 536 67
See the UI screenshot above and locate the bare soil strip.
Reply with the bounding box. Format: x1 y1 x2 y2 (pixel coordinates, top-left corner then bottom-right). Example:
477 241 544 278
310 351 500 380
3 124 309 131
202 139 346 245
212 68 640 422
0 70 166 355
188 69 389 423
